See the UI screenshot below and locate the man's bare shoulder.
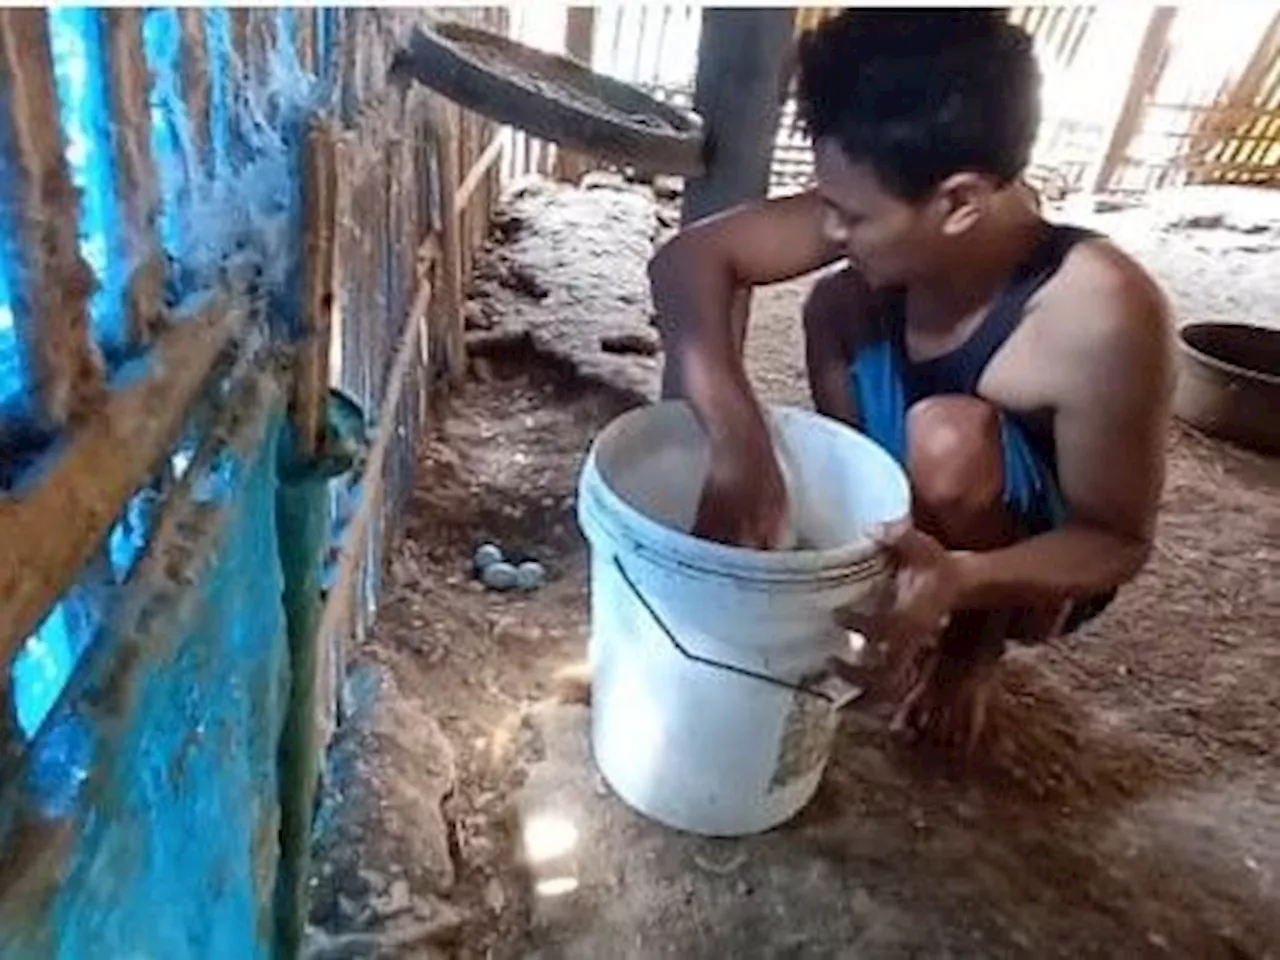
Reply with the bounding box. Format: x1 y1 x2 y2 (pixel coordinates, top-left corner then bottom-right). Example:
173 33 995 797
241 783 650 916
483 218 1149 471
1035 233 1173 382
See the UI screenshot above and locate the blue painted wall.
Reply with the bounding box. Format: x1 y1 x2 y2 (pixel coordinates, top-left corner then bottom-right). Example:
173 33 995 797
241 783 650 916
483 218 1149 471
0 399 289 960
0 8 334 957
6 7 320 741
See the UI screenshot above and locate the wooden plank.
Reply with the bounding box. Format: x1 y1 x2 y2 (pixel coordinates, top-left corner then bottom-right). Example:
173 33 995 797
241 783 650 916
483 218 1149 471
1088 7 1177 194
0 296 246 673
681 8 796 224
293 118 339 459
103 9 167 347
0 10 106 431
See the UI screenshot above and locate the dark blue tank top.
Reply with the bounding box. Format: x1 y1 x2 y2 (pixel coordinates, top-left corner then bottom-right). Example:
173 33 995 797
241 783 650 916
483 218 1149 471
890 223 1098 472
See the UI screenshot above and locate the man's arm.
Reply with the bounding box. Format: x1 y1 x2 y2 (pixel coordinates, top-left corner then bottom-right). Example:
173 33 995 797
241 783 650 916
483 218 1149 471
650 189 841 404
954 252 1174 609
648 190 843 546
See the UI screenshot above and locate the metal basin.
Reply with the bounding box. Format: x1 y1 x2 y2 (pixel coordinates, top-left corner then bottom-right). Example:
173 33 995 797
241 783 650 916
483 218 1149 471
1173 322 1280 454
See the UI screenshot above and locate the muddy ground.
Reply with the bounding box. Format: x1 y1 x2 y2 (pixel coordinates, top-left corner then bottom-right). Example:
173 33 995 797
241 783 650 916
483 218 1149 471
305 179 1280 959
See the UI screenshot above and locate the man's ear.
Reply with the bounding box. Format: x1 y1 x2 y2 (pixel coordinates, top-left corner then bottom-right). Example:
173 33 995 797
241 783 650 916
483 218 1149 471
932 172 996 236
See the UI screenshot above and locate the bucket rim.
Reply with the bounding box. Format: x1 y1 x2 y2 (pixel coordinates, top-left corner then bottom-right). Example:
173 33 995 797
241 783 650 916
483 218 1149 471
578 401 910 582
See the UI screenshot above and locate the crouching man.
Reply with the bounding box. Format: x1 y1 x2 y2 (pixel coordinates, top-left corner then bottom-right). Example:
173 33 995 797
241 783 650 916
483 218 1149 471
649 10 1173 752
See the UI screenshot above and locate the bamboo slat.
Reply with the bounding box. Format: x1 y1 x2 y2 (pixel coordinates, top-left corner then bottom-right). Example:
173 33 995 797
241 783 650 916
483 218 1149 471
293 119 339 459
457 133 504 214
104 9 167 347
0 9 106 431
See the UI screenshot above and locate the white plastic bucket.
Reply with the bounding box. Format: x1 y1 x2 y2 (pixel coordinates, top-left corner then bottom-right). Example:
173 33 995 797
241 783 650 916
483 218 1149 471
576 401 911 836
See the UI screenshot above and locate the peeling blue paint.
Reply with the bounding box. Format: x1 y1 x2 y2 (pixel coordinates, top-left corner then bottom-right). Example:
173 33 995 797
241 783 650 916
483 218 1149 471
12 606 84 739
0 275 16 413
204 8 237 179
142 8 189 258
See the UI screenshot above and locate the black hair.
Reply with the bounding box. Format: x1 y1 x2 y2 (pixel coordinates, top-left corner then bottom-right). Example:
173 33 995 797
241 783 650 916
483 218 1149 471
796 9 1041 200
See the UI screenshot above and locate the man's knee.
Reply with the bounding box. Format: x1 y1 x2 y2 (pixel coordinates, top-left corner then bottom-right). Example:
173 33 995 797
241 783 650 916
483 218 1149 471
907 396 1005 521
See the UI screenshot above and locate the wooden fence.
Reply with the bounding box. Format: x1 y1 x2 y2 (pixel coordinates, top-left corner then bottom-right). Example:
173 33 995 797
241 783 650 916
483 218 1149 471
0 6 507 756
296 7 507 752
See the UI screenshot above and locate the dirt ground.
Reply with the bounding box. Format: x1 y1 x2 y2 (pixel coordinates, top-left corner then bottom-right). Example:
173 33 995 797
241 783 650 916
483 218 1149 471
306 179 1280 959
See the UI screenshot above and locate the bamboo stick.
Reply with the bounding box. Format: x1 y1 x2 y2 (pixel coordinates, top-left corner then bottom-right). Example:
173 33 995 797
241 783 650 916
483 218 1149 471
0 9 106 431
0 296 246 675
293 118 339 460
104 9 168 347
456 132 504 221
178 9 212 168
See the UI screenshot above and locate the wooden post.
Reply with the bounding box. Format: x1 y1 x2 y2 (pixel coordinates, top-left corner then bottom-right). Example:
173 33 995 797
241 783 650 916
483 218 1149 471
680 7 795 225
552 7 599 184
669 7 794 393
103 9 168 347
1087 6 1177 194
293 118 339 460
0 9 106 431
338 9 361 126
429 100 466 385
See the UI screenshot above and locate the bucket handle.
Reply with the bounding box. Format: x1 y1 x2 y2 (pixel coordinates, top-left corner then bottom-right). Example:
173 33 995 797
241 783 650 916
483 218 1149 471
612 556 863 709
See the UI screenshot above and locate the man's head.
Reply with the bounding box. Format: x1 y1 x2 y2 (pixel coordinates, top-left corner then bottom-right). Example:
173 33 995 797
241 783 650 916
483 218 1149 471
796 10 1042 286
